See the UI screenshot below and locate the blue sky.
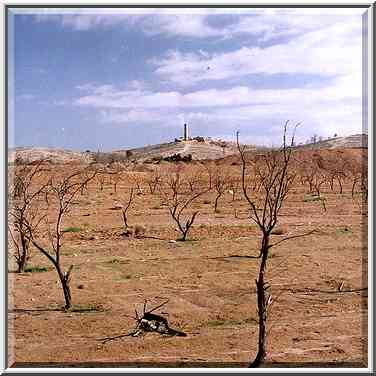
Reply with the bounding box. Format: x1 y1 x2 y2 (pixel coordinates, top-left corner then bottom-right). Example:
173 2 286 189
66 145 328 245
8 8 367 151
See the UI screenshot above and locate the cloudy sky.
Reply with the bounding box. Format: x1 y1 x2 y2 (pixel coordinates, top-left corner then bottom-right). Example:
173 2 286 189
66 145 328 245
8 7 367 151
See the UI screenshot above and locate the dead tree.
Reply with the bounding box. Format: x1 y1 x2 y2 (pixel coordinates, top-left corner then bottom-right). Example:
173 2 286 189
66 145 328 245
228 175 241 202
213 167 230 213
160 167 207 241
8 160 50 272
237 122 313 367
203 162 216 190
120 188 135 233
128 172 144 195
24 168 96 310
97 299 186 344
108 164 123 194
95 169 107 192
145 168 163 195
132 300 187 337
184 164 205 193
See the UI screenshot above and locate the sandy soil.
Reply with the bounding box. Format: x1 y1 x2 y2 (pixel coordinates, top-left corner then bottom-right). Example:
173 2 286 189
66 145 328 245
7 152 368 369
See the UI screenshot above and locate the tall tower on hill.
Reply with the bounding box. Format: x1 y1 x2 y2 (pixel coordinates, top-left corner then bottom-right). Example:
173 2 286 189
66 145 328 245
183 123 188 141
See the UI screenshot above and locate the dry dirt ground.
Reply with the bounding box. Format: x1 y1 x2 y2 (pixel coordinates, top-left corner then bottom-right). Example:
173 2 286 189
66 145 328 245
7 153 368 369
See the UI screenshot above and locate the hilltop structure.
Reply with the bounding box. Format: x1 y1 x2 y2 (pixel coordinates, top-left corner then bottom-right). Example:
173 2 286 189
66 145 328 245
175 123 191 142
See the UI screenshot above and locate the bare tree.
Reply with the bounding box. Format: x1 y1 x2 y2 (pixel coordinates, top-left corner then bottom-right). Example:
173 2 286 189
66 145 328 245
160 166 207 241
108 165 123 194
120 188 135 233
321 155 348 195
128 172 144 195
212 167 230 213
8 160 50 272
237 123 313 367
203 162 216 190
184 164 205 193
145 167 163 195
24 168 96 310
95 167 108 192
228 175 241 202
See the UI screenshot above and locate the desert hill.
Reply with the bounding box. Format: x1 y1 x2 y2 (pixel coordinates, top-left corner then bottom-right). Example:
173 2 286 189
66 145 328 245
8 134 367 165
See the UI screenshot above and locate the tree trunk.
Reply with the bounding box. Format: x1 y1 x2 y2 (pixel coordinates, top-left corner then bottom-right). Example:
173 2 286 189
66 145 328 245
57 267 72 310
351 178 358 198
250 234 269 367
329 178 334 191
214 194 221 213
17 252 27 273
337 177 343 194
18 233 28 273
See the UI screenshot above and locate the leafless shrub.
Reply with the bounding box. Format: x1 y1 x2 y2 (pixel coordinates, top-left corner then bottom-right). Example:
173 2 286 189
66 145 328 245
159 166 208 241
23 168 97 310
212 167 230 213
119 188 135 233
145 167 163 195
8 160 50 272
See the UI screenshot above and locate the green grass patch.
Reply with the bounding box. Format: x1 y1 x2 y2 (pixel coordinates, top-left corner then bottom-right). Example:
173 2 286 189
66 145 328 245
122 274 133 280
69 303 106 313
337 227 351 234
107 258 122 264
62 226 83 233
207 319 227 327
24 266 49 273
114 273 143 281
303 194 325 202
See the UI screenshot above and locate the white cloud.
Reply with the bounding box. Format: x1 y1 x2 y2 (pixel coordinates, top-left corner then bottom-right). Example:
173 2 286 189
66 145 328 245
32 8 365 41
33 10 220 36
74 82 360 110
151 16 362 85
74 80 363 142
32 8 365 144
34 13 143 31
145 12 364 143
141 14 226 38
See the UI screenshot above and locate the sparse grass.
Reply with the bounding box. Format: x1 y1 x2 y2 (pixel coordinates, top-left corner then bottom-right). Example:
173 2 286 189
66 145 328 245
62 226 83 233
303 194 326 202
24 266 49 273
207 319 227 327
107 258 122 264
206 317 257 328
271 228 285 235
115 273 143 281
176 237 198 242
337 227 352 234
68 303 106 313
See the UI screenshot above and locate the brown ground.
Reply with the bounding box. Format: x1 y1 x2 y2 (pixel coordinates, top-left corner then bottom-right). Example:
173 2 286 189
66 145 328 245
8 149 368 369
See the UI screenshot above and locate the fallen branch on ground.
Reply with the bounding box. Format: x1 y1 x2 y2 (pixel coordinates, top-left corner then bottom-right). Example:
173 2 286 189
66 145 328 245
97 299 187 345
